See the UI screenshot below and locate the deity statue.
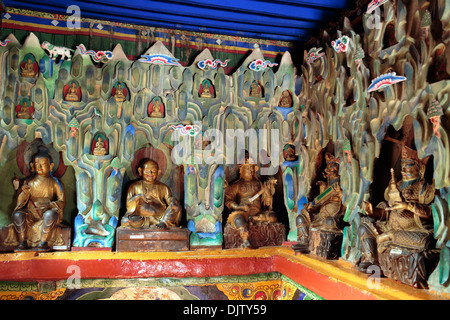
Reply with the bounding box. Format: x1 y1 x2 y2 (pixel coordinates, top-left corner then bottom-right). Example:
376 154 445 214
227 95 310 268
278 90 293 108
15 98 34 119
112 82 128 102
357 145 435 272
11 150 65 251
148 97 164 118
283 143 297 162
121 159 181 229
224 157 278 248
21 55 38 78
293 153 345 253
249 80 262 97
64 81 82 102
93 137 107 156
198 79 215 98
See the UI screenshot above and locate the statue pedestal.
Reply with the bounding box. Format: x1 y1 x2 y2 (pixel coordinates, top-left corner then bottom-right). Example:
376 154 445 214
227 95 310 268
224 223 286 249
378 245 440 288
0 224 71 252
116 227 190 252
309 228 343 260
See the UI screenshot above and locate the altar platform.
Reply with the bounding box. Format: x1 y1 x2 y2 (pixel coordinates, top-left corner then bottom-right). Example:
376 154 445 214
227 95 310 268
0 246 444 300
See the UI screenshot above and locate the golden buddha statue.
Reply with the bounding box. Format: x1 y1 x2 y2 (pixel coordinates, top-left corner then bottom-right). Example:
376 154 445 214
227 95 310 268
293 153 344 252
11 150 65 251
16 100 34 119
21 57 37 78
357 145 435 272
121 159 181 229
93 137 107 156
64 82 81 102
249 80 261 97
278 90 293 108
224 157 277 248
199 80 214 98
149 98 164 118
113 83 127 102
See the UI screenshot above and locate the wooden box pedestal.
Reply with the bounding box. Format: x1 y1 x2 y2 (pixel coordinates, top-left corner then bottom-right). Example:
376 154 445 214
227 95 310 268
116 227 190 252
378 245 440 289
224 223 286 249
309 228 343 260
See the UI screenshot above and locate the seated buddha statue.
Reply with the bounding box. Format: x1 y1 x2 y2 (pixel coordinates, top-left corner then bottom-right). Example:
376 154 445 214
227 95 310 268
293 153 345 253
357 145 435 272
21 57 37 78
278 90 293 108
11 150 65 251
16 100 34 119
121 159 181 229
199 80 214 98
224 157 278 248
113 83 127 102
249 80 262 97
93 137 107 156
149 98 164 118
64 82 81 102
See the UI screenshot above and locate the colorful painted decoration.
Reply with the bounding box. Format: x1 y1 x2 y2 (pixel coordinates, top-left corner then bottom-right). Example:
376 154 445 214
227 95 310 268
427 99 444 139
76 44 113 63
41 41 73 61
0 39 10 47
354 46 365 71
343 138 351 163
139 54 181 66
197 59 230 70
248 59 278 71
366 0 388 14
306 47 325 64
171 124 201 136
367 72 406 92
68 118 80 137
331 35 350 53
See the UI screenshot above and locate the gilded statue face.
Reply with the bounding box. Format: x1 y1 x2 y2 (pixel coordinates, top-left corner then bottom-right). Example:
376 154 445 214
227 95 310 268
140 161 159 183
34 157 53 177
325 162 339 177
240 164 256 181
401 160 420 181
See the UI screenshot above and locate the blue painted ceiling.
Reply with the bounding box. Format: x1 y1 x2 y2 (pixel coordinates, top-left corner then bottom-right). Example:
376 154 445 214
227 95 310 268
3 0 355 42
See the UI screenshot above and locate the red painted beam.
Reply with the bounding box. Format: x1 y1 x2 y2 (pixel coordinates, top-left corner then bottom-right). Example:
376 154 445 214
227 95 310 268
0 255 275 282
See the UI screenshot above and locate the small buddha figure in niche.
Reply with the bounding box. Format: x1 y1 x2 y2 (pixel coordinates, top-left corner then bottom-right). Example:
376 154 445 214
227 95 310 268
21 55 38 78
225 156 278 248
278 90 293 108
15 98 35 119
283 143 297 162
293 153 345 252
11 149 65 251
198 79 215 98
93 137 107 156
249 80 262 97
64 81 82 102
357 146 435 272
148 97 164 118
121 159 181 229
112 82 128 102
